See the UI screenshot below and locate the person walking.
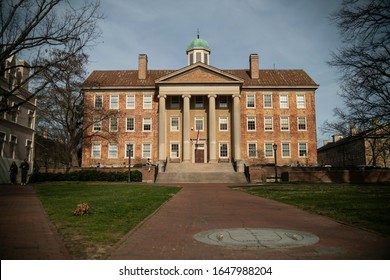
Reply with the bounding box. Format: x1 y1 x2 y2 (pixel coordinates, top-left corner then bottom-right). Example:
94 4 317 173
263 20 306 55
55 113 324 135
9 161 18 184
19 159 29 185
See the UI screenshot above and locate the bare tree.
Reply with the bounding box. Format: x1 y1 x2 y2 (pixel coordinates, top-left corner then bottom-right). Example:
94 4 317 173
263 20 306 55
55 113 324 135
0 0 102 113
323 0 390 136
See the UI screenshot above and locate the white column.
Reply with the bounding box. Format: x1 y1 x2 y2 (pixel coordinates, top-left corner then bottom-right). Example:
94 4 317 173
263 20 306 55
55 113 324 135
208 94 217 163
232 95 241 161
158 94 166 161
182 94 191 162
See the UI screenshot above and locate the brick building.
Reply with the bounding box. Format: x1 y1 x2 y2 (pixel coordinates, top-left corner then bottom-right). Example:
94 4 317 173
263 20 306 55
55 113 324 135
81 37 318 171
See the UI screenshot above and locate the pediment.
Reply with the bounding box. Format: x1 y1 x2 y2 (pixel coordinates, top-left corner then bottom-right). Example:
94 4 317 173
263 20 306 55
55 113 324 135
155 63 243 84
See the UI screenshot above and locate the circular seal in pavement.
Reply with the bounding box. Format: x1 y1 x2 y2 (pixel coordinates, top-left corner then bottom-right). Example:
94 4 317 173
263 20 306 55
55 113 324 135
193 228 319 249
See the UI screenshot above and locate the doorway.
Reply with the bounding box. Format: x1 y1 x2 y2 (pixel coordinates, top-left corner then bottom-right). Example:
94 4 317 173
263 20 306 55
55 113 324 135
195 144 204 163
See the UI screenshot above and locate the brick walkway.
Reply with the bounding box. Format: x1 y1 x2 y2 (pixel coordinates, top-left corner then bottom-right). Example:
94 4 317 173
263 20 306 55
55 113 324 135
0 185 70 260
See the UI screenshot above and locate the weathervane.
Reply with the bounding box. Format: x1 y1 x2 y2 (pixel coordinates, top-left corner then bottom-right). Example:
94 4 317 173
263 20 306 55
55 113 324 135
197 28 200 39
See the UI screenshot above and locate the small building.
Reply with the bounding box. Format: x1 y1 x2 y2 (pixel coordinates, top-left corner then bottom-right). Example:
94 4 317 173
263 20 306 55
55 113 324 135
317 126 390 168
81 36 319 172
0 56 36 183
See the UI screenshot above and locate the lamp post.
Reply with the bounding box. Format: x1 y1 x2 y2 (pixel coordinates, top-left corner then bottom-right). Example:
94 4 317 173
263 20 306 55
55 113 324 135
128 147 132 183
273 143 278 183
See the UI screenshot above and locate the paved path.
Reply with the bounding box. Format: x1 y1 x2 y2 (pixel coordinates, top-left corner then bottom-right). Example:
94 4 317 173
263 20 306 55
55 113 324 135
108 183 390 260
0 185 70 260
1 183 389 260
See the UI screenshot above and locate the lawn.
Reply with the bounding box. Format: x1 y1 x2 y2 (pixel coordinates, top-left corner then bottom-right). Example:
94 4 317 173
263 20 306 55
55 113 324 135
35 182 181 259
231 183 390 236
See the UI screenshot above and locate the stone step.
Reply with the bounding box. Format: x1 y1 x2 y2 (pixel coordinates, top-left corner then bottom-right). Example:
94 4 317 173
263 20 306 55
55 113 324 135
155 171 248 184
165 162 235 173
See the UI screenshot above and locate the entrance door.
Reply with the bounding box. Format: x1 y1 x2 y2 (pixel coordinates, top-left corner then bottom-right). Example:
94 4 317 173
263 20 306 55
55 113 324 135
195 144 204 163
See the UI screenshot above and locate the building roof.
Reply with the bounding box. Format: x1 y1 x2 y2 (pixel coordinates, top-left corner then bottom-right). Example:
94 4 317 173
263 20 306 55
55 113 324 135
82 68 318 89
187 37 210 51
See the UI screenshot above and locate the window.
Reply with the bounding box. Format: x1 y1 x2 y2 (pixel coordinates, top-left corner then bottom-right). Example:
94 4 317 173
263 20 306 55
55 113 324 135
171 143 180 158
280 95 289 108
93 118 101 132
299 143 308 157
126 95 135 109
171 96 180 108
108 143 118 159
297 94 306 108
109 117 118 132
204 53 208 64
143 95 152 109
143 117 151 131
219 143 228 158
125 143 134 158
92 143 101 159
195 117 204 131
247 116 256 131
9 135 17 159
247 94 255 108
189 53 194 64
196 52 201 62
94 95 103 109
171 117 180 131
282 143 291 158
142 143 151 158
264 116 273 131
280 116 290 131
264 143 274 158
25 140 32 161
248 143 257 158
219 117 228 131
195 96 204 108
264 94 272 108
298 117 307 131
219 96 228 108
126 117 135 131
10 103 18 122
110 95 119 109
28 110 35 128
0 132 5 156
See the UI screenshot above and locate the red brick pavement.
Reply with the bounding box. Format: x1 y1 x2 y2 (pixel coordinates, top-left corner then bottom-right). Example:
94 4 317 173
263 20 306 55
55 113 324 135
108 183 390 260
0 185 70 260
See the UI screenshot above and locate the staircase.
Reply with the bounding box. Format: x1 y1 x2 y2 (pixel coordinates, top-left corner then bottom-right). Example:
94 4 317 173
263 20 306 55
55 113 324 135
155 162 248 184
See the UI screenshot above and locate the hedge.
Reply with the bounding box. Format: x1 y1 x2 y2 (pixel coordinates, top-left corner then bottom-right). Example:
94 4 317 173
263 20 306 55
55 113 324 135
29 170 142 183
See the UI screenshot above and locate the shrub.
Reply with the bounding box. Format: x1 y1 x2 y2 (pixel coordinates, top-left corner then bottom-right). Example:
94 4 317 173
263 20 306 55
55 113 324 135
73 202 90 216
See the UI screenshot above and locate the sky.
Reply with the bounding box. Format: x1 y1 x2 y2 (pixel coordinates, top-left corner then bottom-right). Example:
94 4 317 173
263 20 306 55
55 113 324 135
86 0 344 146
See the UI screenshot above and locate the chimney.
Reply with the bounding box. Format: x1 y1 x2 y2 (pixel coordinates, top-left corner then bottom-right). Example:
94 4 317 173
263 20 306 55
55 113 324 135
138 54 148 80
350 127 357 136
332 135 342 142
249 54 259 79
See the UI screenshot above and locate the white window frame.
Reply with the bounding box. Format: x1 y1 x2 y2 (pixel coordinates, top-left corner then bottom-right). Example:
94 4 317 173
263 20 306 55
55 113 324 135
280 116 290 131
170 116 180 132
0 131 5 157
218 96 228 108
298 116 307 131
170 143 180 159
247 142 257 158
92 118 102 132
297 94 306 109
298 142 308 158
195 117 204 131
219 143 229 159
142 143 151 159
108 143 118 159
264 116 273 131
280 94 289 109
263 94 272 108
247 116 256 131
109 117 118 132
94 95 103 109
219 116 228 131
92 143 101 159
264 142 274 158
125 143 134 159
194 96 204 108
25 139 32 161
281 142 291 158
126 95 135 109
110 95 119 110
9 135 17 159
143 117 152 132
246 94 255 108
143 95 152 109
126 117 135 132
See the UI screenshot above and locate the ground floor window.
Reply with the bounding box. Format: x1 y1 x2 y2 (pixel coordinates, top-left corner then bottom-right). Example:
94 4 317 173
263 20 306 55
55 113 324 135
171 143 180 158
299 142 308 157
248 143 257 158
92 143 101 159
142 143 151 158
264 143 274 158
219 143 228 158
108 143 118 159
282 143 291 158
125 143 134 158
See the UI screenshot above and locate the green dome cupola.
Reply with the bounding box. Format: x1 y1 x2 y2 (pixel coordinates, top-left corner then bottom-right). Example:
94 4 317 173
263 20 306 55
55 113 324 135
186 33 210 65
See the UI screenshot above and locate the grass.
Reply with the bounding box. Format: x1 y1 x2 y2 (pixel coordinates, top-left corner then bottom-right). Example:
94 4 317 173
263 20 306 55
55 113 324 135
35 182 181 259
231 183 390 236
